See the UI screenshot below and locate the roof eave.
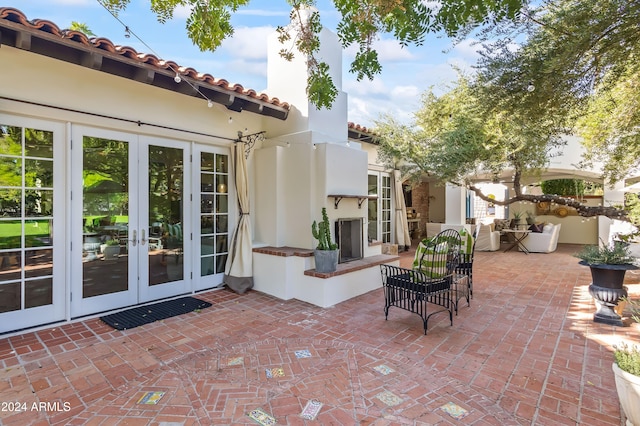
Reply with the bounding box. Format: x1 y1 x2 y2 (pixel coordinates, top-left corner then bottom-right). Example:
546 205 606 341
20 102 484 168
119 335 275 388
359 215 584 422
0 9 289 120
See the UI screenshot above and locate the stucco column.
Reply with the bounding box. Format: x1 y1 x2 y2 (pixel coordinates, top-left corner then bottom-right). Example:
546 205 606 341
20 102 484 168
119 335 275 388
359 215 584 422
445 183 466 224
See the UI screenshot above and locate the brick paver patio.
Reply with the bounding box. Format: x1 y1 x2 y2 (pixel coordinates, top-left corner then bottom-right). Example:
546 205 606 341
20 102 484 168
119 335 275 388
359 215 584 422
0 243 638 425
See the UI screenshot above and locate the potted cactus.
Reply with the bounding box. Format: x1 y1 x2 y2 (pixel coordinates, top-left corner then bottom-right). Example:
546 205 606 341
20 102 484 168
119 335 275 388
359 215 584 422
311 207 339 273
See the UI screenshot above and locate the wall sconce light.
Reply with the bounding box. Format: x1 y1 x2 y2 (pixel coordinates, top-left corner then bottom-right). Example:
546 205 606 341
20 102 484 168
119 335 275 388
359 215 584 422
217 182 227 193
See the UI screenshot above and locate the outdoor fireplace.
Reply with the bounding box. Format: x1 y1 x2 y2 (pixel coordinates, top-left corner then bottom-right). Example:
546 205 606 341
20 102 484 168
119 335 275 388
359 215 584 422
335 218 364 263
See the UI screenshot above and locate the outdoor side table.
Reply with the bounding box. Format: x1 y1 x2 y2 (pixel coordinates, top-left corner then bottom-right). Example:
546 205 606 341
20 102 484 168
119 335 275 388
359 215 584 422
502 229 532 254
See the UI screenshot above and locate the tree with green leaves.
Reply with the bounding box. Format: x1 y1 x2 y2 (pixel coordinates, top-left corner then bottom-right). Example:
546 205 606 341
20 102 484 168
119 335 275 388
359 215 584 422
375 73 627 220
97 0 526 109
470 0 640 185
70 21 95 36
375 0 640 221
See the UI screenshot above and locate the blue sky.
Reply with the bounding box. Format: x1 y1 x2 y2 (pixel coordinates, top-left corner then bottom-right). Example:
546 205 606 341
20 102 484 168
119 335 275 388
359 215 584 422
14 0 481 128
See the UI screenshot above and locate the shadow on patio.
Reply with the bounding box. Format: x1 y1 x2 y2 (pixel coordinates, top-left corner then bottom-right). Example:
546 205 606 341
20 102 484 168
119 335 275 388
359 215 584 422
0 244 638 425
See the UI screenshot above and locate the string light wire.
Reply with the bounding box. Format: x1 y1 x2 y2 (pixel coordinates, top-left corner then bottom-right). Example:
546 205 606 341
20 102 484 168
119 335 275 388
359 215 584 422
96 0 214 108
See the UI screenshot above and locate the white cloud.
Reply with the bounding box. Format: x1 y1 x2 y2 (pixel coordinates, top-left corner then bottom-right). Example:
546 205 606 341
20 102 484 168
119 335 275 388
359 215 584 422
343 75 422 127
344 77 388 96
235 9 290 17
391 85 420 99
49 0 93 5
449 38 482 63
173 5 191 19
344 37 415 63
347 93 416 127
372 38 416 62
218 26 274 60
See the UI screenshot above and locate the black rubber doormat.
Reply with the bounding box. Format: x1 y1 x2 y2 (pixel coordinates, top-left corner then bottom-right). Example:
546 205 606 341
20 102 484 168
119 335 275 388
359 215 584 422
100 296 212 330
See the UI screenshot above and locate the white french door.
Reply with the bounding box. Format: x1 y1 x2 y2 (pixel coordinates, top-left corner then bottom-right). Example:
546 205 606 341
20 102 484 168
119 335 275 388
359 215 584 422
0 117 66 333
71 127 190 317
191 144 234 291
367 171 392 243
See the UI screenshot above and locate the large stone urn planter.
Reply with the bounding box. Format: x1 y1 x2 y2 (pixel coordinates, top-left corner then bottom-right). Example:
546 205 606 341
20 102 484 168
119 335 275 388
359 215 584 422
581 261 637 326
613 362 640 426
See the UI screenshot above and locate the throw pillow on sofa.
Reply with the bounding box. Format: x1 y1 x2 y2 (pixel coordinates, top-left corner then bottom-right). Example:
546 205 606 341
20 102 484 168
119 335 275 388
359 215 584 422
529 223 544 233
542 223 554 234
494 219 511 231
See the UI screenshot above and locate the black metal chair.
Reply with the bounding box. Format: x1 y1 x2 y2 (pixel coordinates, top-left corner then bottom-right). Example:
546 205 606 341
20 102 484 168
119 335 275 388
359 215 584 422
454 225 480 308
380 229 461 334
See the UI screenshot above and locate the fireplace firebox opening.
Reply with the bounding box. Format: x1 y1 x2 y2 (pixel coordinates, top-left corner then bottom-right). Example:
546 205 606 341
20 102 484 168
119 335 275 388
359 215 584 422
335 218 364 263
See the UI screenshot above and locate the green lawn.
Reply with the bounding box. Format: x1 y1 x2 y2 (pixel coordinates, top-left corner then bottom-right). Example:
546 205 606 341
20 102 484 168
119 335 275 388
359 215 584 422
0 220 51 249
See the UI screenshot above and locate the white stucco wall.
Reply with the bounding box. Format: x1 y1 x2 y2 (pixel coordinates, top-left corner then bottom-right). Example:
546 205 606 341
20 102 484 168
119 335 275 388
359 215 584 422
254 135 369 250
445 184 466 224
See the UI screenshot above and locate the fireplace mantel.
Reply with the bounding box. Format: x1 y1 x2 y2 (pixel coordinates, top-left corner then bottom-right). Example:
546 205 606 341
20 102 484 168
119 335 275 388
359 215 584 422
328 194 377 209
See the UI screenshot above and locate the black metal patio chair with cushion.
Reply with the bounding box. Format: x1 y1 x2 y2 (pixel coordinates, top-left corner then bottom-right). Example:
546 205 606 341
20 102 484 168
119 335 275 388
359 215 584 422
455 225 480 307
380 229 461 334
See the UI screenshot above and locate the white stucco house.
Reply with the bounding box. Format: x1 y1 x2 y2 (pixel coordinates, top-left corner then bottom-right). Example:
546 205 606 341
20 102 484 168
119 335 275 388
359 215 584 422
0 7 406 335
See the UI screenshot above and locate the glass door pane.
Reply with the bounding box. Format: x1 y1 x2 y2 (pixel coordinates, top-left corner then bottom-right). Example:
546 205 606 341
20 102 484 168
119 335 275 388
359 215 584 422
381 175 392 243
82 136 129 298
148 145 184 286
0 126 54 310
194 147 231 291
72 127 137 318
367 173 378 242
200 152 229 277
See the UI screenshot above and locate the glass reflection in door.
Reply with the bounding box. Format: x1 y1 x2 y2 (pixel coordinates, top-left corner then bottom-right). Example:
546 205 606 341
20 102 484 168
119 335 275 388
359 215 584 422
200 153 228 278
0 125 55 312
367 174 378 242
149 146 184 285
82 137 129 298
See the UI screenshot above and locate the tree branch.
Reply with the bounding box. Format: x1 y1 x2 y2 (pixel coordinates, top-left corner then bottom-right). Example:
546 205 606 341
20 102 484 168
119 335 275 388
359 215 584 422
468 184 628 220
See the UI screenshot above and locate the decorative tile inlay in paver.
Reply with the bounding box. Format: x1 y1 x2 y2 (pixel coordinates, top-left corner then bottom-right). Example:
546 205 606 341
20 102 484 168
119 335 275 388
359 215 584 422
294 349 312 359
373 364 394 375
248 408 277 425
375 390 403 406
300 399 323 420
227 356 244 366
265 367 285 378
440 402 469 419
137 391 165 405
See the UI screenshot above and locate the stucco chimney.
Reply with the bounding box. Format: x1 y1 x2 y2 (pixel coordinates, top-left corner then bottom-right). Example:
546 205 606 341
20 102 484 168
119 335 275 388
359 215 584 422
266 6 348 142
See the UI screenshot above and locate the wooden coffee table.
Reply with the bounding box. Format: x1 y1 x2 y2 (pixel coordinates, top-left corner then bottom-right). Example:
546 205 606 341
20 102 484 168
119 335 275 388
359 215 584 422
501 229 531 254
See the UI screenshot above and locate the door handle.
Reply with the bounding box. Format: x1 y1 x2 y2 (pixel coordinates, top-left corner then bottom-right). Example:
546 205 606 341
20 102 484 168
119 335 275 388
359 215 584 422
130 229 137 247
141 229 147 246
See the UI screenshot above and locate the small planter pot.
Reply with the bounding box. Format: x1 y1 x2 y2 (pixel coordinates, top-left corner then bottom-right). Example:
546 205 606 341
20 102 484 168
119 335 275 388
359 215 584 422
314 249 339 273
612 362 640 426
102 245 121 260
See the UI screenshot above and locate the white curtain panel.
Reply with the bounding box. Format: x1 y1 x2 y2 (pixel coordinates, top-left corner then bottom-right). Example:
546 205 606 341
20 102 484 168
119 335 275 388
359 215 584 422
393 169 411 249
224 142 254 293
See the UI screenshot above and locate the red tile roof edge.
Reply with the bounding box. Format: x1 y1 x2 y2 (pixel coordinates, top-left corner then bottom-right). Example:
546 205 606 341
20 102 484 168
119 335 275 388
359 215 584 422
1 7 380 137
0 7 290 111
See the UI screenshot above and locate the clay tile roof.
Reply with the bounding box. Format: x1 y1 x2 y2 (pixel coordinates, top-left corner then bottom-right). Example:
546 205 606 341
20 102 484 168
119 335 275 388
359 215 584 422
348 122 378 144
0 7 290 118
